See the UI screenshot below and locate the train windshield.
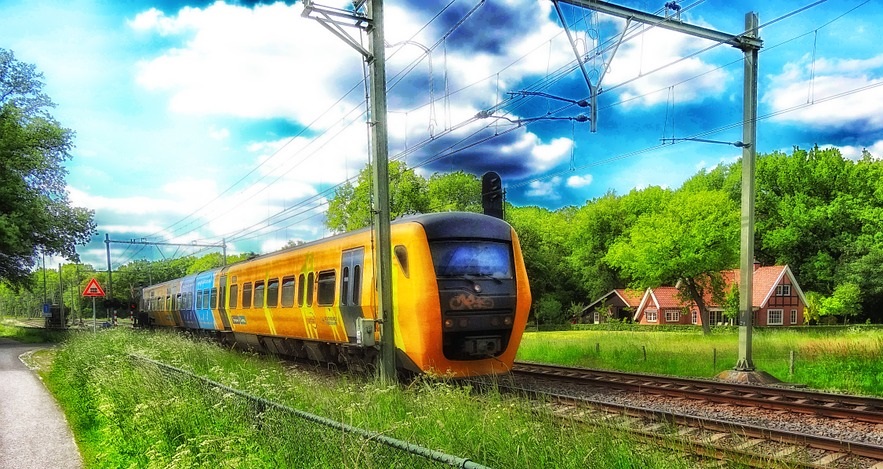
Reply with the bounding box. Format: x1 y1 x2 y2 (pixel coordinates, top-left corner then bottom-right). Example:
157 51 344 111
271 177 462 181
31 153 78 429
430 241 513 279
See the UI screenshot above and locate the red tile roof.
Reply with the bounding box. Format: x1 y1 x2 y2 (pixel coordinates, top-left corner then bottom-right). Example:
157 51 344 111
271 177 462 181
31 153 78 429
630 264 807 322
613 288 644 307
650 286 684 309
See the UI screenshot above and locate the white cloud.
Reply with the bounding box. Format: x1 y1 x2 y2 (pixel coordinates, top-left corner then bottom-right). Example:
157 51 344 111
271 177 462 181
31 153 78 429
209 126 229 140
601 26 730 107
525 177 562 198
829 141 883 161
566 174 593 188
765 53 883 129
132 2 360 126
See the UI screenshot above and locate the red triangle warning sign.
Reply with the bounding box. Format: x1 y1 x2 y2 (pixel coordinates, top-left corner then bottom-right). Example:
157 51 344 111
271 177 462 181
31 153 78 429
83 278 106 297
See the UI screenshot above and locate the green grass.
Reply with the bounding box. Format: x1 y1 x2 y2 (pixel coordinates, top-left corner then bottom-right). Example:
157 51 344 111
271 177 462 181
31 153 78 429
516 328 883 396
35 329 706 468
0 320 70 343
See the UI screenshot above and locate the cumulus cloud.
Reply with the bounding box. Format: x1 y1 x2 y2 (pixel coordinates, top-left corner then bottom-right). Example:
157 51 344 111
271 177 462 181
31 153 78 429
831 141 883 160
525 177 562 199
131 2 360 126
566 174 593 188
765 53 883 130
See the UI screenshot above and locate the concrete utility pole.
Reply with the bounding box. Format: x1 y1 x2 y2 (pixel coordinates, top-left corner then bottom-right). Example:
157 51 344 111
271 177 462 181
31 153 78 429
735 12 760 372
302 0 396 382
556 0 764 379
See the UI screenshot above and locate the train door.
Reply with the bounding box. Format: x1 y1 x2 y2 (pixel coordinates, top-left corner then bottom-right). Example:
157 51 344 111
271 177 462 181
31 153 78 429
339 247 365 342
218 274 232 331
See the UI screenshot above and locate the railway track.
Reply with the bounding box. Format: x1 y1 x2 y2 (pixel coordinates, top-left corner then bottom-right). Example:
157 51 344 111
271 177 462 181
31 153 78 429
499 361 883 467
513 361 883 423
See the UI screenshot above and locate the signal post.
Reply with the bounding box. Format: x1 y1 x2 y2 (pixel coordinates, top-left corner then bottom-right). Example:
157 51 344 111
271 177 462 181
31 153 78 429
82 277 106 333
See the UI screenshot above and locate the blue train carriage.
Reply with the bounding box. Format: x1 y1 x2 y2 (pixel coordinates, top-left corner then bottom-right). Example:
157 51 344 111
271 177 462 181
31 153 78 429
194 269 222 331
179 274 199 329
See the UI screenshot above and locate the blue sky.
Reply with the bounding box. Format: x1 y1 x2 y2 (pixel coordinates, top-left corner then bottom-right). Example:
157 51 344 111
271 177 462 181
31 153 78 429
2 0 882 269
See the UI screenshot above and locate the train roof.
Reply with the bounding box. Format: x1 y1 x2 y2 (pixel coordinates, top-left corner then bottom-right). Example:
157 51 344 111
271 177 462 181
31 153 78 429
141 212 515 291
227 211 512 266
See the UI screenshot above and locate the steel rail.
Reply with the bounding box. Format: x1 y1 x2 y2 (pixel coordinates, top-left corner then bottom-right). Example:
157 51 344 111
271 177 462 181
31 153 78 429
513 362 883 424
500 383 883 461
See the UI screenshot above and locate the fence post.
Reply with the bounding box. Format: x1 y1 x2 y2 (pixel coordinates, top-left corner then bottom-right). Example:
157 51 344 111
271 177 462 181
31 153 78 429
596 343 600 354
789 350 795 376
713 348 717 370
642 345 646 361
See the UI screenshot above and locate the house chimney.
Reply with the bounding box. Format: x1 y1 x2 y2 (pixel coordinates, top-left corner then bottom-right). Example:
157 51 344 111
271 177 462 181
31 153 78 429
753 259 761 271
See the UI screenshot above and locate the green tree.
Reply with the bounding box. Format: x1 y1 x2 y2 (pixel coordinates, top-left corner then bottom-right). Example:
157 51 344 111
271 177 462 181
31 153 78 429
426 171 481 212
0 49 96 286
325 161 429 232
507 205 584 311
605 190 739 334
533 295 564 325
822 282 862 324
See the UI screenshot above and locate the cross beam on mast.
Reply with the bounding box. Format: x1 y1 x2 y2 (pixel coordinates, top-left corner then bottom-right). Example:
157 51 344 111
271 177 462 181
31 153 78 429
556 0 762 375
303 0 396 383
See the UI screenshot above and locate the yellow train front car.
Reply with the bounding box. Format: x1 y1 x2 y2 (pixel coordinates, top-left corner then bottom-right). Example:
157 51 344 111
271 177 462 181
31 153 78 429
141 212 531 378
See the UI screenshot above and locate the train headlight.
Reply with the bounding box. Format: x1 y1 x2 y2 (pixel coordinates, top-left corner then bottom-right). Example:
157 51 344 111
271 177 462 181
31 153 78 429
473 283 482 293
444 318 454 329
503 316 512 326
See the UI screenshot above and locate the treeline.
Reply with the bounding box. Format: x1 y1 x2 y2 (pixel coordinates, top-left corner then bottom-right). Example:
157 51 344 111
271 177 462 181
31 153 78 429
0 252 254 319
514 146 883 324
2 146 880 325
325 146 883 325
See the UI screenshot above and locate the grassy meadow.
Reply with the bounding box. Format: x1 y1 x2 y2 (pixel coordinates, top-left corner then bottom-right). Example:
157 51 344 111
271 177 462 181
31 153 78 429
10 327 703 469
516 327 883 396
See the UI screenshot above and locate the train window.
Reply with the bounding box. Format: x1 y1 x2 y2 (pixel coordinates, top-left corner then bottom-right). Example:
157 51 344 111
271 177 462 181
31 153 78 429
340 267 349 306
254 281 265 308
298 274 305 306
306 273 314 306
204 290 211 309
394 245 410 278
281 276 295 307
267 279 279 307
317 271 335 306
243 282 253 308
430 241 513 278
352 265 361 306
229 284 238 309
166 296 171 311
196 290 203 309
174 294 181 311
210 288 218 309
219 285 226 309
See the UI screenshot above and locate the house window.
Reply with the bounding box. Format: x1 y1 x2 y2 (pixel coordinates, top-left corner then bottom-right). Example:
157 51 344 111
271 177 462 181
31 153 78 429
646 309 658 323
768 309 784 325
664 309 680 322
776 284 791 296
790 309 797 325
691 310 698 325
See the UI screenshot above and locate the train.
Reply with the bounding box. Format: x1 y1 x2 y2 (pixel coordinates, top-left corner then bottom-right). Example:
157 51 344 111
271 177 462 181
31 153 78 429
139 212 532 377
